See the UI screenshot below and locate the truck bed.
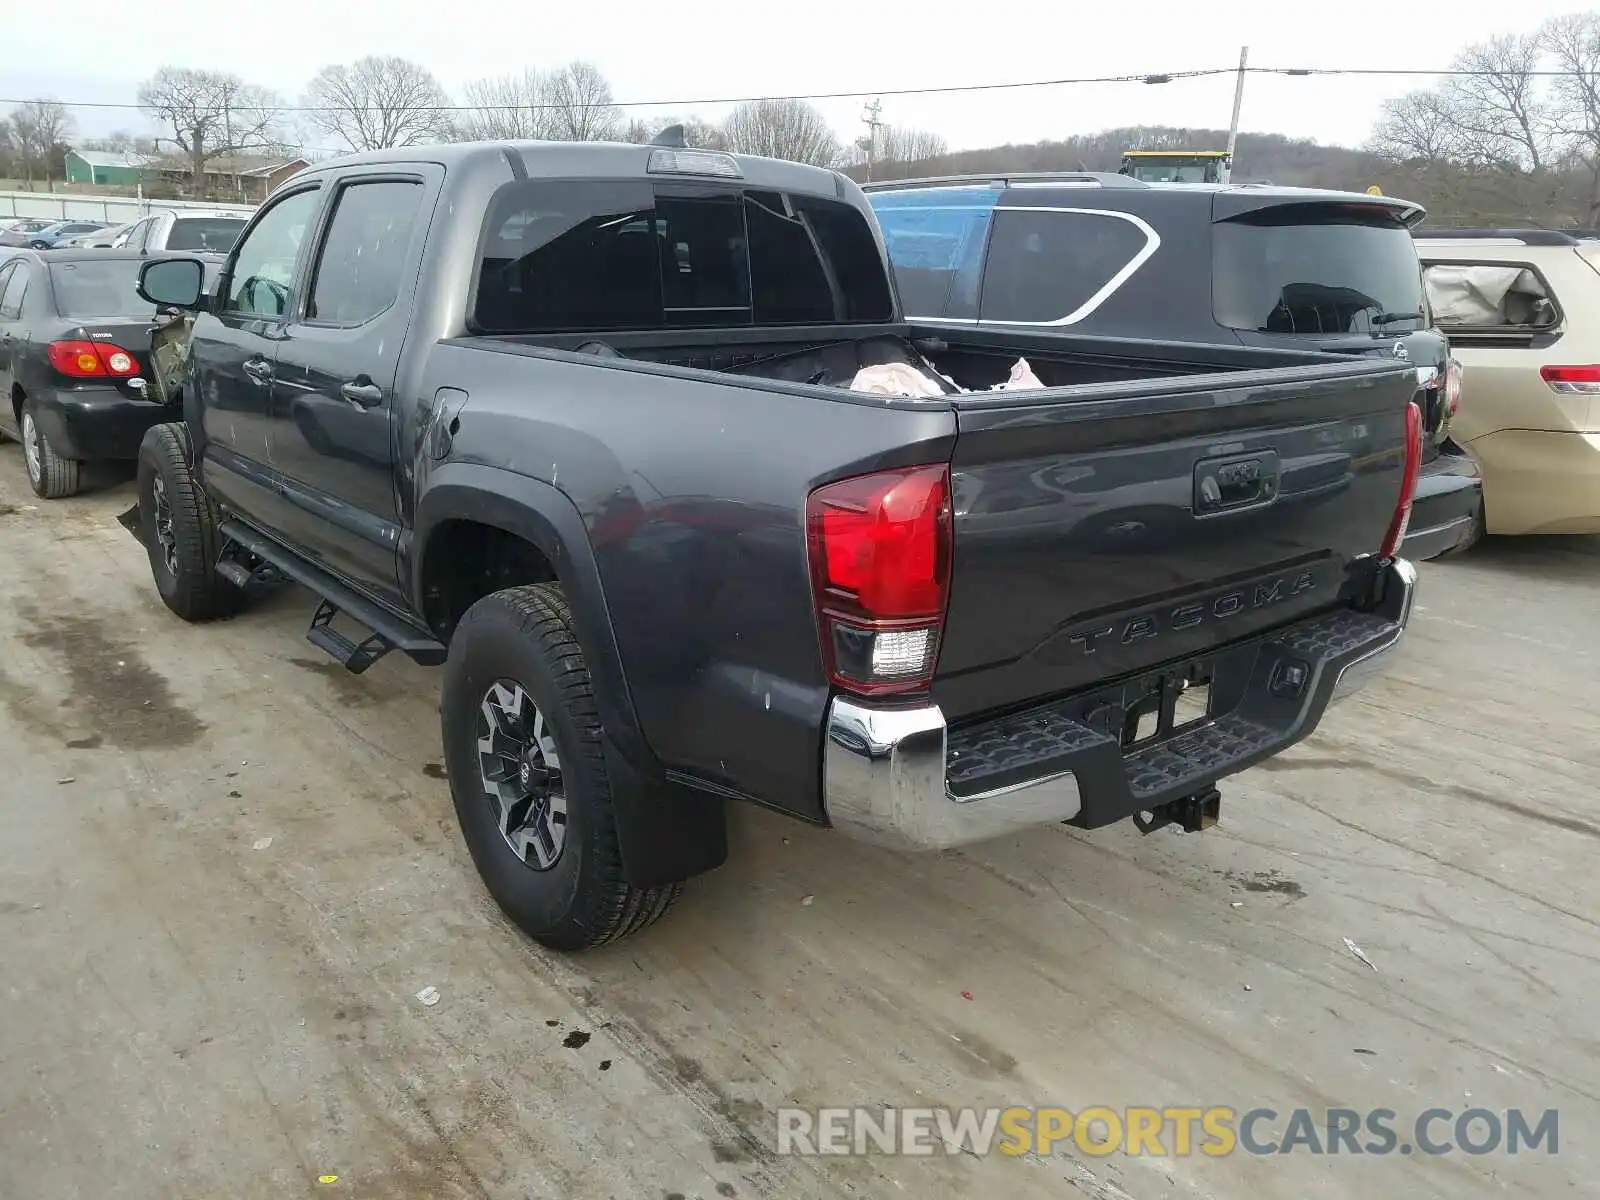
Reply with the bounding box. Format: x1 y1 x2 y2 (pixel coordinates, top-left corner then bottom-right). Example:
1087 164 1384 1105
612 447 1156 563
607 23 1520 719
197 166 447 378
444 323 1417 818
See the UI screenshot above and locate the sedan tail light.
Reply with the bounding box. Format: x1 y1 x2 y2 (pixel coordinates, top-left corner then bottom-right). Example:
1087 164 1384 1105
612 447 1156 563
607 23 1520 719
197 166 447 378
47 340 140 379
807 464 953 697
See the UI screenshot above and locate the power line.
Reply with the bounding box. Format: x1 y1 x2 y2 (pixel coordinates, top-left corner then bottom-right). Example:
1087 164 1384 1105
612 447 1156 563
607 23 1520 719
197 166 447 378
1 63 1594 115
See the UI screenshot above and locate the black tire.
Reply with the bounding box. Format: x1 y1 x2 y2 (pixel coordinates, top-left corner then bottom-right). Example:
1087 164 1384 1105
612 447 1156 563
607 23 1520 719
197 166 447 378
441 583 682 951
21 396 81 499
136 422 242 622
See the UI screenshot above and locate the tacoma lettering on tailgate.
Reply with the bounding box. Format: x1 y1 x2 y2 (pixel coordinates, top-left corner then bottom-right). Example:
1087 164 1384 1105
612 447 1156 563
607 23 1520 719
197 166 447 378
1065 570 1321 655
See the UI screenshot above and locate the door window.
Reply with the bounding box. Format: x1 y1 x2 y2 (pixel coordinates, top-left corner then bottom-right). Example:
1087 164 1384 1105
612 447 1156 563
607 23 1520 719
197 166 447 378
0 262 28 319
979 208 1154 324
870 185 1001 318
305 180 425 326
223 187 322 318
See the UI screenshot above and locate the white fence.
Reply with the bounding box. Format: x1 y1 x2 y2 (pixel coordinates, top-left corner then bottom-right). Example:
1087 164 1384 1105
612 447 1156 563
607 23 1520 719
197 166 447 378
0 189 255 223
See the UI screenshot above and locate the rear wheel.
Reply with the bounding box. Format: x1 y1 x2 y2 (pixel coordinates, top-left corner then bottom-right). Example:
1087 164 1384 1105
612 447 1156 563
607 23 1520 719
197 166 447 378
136 422 241 621
440 582 682 951
21 398 81 500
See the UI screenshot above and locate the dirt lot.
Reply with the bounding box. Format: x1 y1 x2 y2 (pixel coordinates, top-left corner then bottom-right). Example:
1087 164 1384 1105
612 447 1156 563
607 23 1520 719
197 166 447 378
0 447 1595 1200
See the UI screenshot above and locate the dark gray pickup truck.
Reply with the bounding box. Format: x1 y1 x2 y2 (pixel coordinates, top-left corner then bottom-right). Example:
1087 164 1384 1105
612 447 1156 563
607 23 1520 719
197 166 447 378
132 138 1422 950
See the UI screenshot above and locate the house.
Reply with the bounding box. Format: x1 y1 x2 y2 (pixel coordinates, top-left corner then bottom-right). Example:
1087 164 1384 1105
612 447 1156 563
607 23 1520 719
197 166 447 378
147 154 310 201
64 149 151 187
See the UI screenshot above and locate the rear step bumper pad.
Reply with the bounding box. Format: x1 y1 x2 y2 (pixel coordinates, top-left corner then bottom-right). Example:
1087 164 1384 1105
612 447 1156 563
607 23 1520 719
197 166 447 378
822 557 1417 851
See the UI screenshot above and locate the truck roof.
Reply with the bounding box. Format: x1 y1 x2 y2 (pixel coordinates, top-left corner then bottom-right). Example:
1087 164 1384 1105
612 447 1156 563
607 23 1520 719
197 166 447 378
294 139 859 201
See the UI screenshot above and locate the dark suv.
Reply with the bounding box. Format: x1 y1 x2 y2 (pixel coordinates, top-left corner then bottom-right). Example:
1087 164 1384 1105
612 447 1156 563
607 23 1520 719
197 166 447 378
865 174 1481 560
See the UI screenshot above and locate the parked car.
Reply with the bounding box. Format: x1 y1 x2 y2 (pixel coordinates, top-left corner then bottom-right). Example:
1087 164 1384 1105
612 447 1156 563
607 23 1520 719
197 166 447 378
1415 228 1600 537
0 219 72 247
27 220 113 250
109 209 251 256
130 140 1421 951
865 174 1479 561
0 249 189 498
56 221 134 249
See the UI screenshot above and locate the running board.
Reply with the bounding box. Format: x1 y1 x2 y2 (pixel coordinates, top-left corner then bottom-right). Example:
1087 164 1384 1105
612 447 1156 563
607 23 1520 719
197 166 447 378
217 520 447 673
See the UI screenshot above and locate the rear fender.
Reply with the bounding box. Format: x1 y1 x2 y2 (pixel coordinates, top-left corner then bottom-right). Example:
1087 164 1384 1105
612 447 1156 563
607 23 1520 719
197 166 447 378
412 463 727 886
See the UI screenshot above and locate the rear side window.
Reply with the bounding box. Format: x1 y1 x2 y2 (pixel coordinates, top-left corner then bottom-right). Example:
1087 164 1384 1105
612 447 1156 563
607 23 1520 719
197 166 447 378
870 185 1000 318
168 217 248 253
49 259 148 317
1421 261 1559 331
471 180 893 334
306 180 426 325
978 209 1154 324
0 263 24 319
1213 205 1426 335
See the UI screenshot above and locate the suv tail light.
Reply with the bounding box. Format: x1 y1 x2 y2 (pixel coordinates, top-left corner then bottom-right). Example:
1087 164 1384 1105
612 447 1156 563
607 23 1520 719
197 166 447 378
807 464 953 696
47 339 139 379
1443 356 1462 415
1380 401 1424 561
1539 364 1600 394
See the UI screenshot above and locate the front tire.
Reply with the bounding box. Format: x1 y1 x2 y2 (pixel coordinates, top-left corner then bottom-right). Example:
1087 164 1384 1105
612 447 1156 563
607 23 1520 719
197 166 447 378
21 397 81 499
136 422 241 621
441 583 681 951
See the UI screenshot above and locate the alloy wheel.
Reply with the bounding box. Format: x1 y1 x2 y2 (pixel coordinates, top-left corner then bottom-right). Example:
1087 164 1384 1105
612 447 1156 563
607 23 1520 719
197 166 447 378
476 680 567 870
150 474 180 575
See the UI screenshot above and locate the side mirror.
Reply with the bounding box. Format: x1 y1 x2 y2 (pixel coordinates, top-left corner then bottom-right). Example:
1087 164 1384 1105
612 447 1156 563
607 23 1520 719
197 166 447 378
138 257 205 311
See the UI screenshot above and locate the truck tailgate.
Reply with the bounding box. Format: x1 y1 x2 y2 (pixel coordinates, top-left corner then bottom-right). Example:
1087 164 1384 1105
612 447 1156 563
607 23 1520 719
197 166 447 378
935 358 1418 722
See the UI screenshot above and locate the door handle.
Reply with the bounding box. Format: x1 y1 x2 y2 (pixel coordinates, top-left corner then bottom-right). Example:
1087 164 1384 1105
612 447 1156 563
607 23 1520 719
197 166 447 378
340 380 384 408
242 357 273 384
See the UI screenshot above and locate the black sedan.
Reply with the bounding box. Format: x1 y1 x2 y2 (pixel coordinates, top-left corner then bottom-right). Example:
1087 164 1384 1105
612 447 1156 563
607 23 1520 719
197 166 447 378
0 249 193 499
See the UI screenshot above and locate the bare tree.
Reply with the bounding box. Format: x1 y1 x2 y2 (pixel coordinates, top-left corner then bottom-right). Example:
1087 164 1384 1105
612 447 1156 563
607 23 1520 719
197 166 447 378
1441 33 1552 170
139 68 284 191
304 56 454 151
1544 11 1600 219
543 61 622 141
721 99 840 166
621 114 728 150
9 99 75 186
1365 89 1468 163
877 125 948 165
459 69 556 141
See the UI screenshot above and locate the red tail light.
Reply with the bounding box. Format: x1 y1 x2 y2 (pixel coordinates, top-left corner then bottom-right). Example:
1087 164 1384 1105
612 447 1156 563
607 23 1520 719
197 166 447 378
1444 356 1463 415
1539 364 1600 394
47 340 139 379
807 464 953 696
1380 401 1424 561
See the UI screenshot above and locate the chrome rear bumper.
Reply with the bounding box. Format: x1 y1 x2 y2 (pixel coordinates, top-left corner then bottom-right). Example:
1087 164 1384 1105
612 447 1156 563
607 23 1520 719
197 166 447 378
822 558 1416 852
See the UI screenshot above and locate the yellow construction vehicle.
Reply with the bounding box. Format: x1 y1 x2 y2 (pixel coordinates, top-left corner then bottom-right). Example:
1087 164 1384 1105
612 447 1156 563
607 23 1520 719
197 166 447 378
1118 149 1232 184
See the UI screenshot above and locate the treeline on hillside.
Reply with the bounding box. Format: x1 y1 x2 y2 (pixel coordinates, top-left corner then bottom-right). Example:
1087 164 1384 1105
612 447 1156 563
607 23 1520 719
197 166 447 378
845 125 1595 230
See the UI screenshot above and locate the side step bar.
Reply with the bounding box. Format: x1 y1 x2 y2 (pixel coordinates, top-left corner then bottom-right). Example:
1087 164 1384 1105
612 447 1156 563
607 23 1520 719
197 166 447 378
217 520 447 674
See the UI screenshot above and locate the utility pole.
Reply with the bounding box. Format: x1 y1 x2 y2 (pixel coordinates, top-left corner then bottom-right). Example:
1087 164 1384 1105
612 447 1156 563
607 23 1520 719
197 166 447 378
223 83 238 203
861 98 883 183
1223 45 1248 185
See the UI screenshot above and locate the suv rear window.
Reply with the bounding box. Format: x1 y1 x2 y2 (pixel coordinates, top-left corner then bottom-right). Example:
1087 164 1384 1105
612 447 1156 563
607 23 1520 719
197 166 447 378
1213 204 1425 335
472 180 893 333
168 217 248 253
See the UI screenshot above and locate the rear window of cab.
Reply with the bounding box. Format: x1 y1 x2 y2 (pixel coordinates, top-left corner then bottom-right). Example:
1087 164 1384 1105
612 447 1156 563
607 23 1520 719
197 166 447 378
471 179 894 334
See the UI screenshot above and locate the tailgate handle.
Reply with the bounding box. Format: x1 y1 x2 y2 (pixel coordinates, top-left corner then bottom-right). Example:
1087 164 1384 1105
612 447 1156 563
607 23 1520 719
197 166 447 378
1194 451 1280 516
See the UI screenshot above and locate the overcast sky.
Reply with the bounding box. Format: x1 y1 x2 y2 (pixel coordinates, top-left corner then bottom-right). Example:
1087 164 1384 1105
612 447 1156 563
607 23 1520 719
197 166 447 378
4 0 1586 153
